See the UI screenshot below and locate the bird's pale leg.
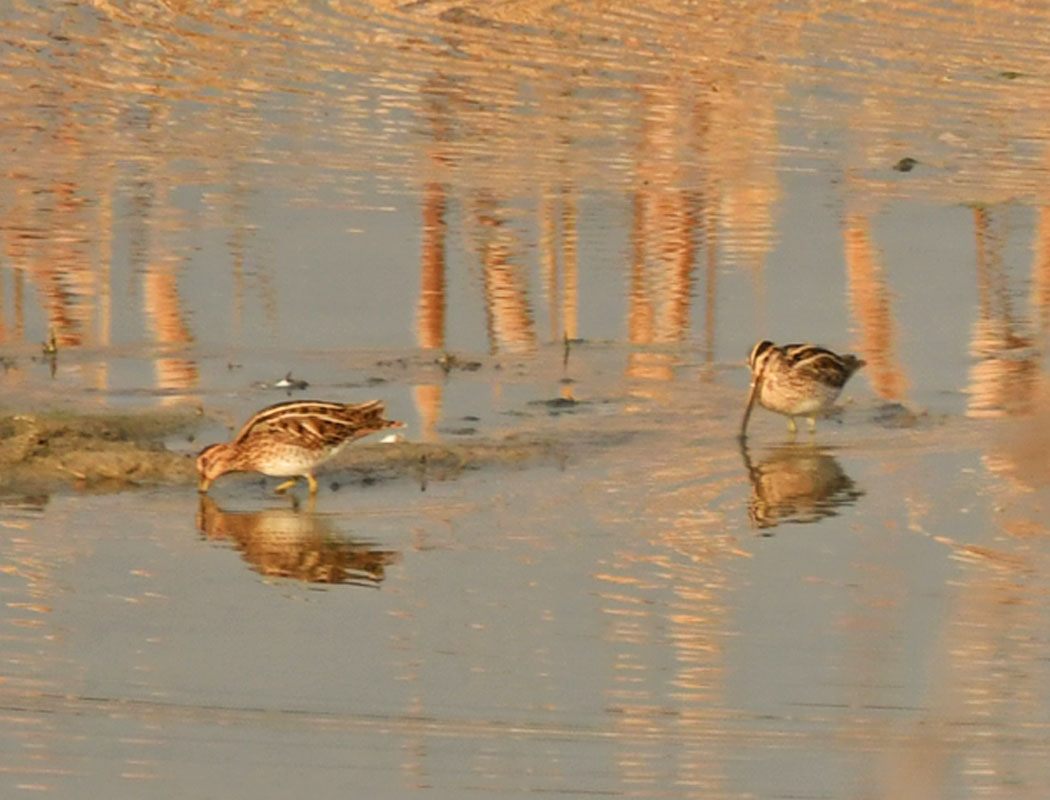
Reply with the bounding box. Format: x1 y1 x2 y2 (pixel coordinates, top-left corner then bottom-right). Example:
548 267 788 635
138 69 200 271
305 473 319 495
787 417 798 434
807 416 817 433
274 477 299 494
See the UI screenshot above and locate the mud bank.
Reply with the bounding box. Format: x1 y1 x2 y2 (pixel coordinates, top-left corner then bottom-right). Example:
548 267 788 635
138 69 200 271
0 409 201 494
0 410 569 495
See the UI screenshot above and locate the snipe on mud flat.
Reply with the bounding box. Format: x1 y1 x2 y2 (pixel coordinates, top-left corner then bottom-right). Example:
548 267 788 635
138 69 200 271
740 341 865 438
196 400 404 495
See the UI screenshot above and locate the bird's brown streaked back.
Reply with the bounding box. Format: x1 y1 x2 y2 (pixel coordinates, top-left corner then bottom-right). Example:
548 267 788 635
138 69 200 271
234 400 402 449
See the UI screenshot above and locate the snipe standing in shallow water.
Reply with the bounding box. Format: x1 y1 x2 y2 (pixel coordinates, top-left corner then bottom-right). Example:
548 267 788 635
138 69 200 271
196 399 404 495
740 341 865 437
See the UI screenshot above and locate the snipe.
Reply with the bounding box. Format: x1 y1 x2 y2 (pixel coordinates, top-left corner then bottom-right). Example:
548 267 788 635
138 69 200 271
196 399 403 495
740 341 864 437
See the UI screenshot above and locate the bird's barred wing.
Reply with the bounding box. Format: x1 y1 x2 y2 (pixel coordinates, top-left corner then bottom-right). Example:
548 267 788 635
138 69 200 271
234 400 389 448
782 344 840 364
790 351 856 388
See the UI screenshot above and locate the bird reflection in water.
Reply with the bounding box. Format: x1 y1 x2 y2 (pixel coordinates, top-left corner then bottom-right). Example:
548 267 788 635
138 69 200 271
739 441 864 532
196 496 400 586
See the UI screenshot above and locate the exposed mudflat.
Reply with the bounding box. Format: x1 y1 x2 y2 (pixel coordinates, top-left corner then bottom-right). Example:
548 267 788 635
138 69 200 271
0 407 571 495
0 409 201 493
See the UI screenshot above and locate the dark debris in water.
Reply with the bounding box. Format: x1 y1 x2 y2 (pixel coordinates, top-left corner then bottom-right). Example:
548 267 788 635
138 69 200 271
252 372 309 392
871 402 931 428
892 157 918 172
440 427 478 436
373 353 484 374
275 372 309 391
527 397 586 413
437 353 483 373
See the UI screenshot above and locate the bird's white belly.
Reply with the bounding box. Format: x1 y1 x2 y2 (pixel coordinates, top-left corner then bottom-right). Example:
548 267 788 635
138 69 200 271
759 381 840 416
257 443 344 477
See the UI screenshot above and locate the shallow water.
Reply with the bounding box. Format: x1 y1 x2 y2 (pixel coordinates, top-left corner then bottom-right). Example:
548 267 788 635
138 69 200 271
3 1 1050 797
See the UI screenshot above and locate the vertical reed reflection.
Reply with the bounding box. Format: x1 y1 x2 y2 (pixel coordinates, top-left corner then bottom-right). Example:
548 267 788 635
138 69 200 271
475 194 537 356
700 203 719 379
5 185 96 352
967 207 1037 418
412 78 458 440
843 211 908 401
93 183 113 394
0 121 113 393
0 270 6 344
124 144 200 401
626 84 699 389
561 187 579 343
143 261 199 402
1030 205 1050 336
540 191 560 343
414 180 448 441
418 182 447 354
540 184 581 402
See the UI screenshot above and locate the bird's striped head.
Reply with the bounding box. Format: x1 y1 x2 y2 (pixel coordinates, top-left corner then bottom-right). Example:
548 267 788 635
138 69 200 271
196 442 238 492
747 340 777 376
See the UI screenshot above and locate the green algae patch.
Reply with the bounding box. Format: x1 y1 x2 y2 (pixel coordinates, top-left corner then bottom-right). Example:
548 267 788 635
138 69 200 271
0 409 201 494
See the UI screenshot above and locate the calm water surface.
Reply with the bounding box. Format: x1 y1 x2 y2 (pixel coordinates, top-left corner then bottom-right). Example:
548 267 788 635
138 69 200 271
3 1 1050 797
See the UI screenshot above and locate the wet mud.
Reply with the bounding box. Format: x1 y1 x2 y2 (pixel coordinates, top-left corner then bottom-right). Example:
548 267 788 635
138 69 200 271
0 408 570 496
0 409 202 494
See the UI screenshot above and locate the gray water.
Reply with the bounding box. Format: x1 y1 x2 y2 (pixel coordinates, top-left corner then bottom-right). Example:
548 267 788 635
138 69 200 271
2 1 1050 797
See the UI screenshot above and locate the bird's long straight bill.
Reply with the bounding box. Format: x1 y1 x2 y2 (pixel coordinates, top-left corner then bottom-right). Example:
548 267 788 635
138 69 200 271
740 380 759 438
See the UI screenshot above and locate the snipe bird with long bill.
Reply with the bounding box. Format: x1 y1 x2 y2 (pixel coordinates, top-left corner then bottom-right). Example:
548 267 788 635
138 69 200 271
197 399 404 495
740 341 864 437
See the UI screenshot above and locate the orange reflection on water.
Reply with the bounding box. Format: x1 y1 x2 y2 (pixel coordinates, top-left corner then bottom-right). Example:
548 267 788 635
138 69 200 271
475 195 536 356
197 496 400 586
414 180 448 441
5 198 95 351
625 83 700 390
627 81 697 352
624 182 697 387
595 442 743 796
417 182 447 353
985 379 1050 492
143 262 199 402
538 187 579 343
966 207 1037 419
843 211 908 402
0 268 25 345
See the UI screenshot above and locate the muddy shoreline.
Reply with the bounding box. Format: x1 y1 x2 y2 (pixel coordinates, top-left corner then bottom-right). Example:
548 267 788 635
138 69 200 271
0 408 570 496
